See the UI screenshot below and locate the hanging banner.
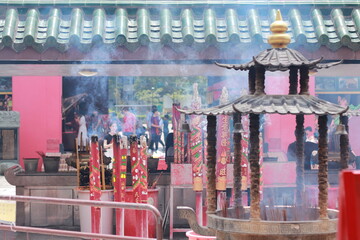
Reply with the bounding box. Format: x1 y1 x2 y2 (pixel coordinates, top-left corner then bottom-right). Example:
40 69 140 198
172 103 181 163
216 87 230 191
120 136 128 202
139 135 149 237
113 135 127 235
113 135 121 203
130 136 141 203
89 136 101 237
190 83 203 191
139 136 148 203
130 135 148 238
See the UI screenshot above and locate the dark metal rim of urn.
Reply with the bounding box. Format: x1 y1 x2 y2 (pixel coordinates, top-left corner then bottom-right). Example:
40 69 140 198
43 157 60 173
207 209 338 235
23 158 39 172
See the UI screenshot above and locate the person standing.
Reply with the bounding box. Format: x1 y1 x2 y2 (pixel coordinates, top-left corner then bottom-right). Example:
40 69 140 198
158 113 165 150
122 107 137 138
287 131 317 170
77 111 88 151
146 105 157 149
147 105 158 130
103 122 119 167
149 111 162 153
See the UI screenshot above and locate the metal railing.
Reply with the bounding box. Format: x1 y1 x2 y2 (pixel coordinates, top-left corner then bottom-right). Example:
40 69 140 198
0 195 163 240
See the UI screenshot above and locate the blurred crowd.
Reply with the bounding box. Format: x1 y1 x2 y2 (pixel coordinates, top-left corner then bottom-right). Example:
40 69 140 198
65 105 171 154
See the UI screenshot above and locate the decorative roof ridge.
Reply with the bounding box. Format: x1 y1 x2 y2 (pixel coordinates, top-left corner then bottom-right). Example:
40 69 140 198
0 0 358 6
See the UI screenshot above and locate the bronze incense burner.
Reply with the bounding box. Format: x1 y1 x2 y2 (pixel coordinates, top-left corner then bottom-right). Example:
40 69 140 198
178 10 348 240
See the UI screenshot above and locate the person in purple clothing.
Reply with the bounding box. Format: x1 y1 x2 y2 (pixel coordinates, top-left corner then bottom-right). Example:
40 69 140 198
149 111 162 153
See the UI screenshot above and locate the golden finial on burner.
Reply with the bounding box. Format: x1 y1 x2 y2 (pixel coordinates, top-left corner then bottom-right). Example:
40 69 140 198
268 10 291 48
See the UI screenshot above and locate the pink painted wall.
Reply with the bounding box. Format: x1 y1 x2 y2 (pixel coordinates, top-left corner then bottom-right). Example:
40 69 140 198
349 118 360 156
13 76 62 170
264 75 316 154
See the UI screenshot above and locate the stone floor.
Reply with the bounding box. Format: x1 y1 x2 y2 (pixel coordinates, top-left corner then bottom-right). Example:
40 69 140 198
0 176 16 224
0 232 78 240
0 230 187 240
0 176 15 196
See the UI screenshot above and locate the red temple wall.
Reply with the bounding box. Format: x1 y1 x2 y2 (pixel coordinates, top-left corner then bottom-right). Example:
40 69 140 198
13 76 62 170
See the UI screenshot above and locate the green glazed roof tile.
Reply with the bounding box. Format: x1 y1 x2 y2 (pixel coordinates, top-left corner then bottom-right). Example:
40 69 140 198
331 9 352 45
23 9 39 46
289 9 307 45
181 9 194 46
92 8 105 42
312 9 329 44
114 8 128 45
137 8 150 46
248 9 262 43
2 8 18 47
46 9 61 44
204 9 217 44
69 8 83 43
225 9 240 43
160 8 172 45
0 7 360 53
352 9 360 34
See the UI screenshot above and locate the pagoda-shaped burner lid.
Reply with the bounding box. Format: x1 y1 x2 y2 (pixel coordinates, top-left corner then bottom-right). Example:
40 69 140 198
178 95 348 116
178 10 347 117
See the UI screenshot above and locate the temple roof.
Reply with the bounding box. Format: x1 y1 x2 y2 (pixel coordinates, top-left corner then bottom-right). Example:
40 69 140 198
178 95 348 116
0 7 360 53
